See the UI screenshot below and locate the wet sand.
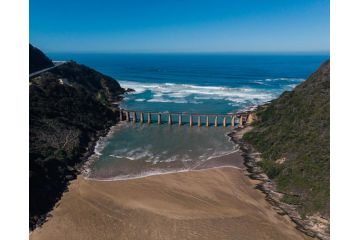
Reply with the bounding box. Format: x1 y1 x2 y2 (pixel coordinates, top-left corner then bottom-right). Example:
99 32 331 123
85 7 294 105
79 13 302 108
30 165 310 240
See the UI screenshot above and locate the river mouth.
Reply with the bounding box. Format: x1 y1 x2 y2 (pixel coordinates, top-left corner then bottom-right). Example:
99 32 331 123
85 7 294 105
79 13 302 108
84 79 301 181
86 122 240 180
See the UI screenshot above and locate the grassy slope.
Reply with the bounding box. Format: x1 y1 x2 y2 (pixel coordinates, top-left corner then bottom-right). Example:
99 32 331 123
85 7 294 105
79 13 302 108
243 61 330 218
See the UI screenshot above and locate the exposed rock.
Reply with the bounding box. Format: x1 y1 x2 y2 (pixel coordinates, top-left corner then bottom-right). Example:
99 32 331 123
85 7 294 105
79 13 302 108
126 87 136 93
275 157 287 164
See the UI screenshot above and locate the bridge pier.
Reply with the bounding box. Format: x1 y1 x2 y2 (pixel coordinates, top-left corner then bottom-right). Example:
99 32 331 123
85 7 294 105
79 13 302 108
198 116 201 127
126 111 130 122
178 114 182 126
140 112 144 123
223 116 226 127
168 114 172 125
132 112 137 123
119 110 123 121
206 116 209 127
158 113 161 125
231 116 235 127
214 116 218 127
239 116 243 126
190 115 193 127
148 113 151 124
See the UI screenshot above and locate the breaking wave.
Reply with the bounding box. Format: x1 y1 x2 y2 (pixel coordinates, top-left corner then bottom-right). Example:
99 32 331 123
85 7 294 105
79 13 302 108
118 80 282 105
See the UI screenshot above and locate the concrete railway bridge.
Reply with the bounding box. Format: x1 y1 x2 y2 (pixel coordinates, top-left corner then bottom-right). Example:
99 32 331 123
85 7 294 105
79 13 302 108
119 109 254 127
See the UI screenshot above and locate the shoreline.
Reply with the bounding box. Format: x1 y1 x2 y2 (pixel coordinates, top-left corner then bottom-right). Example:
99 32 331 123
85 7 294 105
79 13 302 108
229 126 330 240
80 122 127 178
84 165 244 182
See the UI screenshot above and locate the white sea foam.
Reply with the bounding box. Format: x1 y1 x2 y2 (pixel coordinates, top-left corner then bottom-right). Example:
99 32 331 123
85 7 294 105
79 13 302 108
253 81 266 85
98 140 237 166
147 98 172 103
265 77 305 82
85 164 243 181
119 80 277 104
86 168 191 181
207 150 239 160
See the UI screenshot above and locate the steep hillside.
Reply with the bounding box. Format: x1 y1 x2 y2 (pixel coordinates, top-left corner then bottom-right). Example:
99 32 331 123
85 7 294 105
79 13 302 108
29 45 126 229
29 44 54 73
49 61 126 102
243 61 330 218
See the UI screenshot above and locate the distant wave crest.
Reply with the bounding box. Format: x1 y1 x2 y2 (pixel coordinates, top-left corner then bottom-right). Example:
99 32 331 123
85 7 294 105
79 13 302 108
118 80 279 105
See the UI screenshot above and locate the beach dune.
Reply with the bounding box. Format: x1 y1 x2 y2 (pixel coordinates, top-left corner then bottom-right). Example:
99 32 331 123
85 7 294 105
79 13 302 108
30 166 310 240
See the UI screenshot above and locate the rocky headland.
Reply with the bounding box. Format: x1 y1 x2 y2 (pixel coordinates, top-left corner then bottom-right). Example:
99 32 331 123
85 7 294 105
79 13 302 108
29 45 127 230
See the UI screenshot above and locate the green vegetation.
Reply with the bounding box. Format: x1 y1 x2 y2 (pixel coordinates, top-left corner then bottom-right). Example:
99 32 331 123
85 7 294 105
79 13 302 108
243 61 330 218
258 159 283 179
29 45 126 229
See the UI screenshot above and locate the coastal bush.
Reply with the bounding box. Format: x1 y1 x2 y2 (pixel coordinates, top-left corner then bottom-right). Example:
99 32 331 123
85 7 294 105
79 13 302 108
257 159 283 179
243 60 330 218
281 194 301 206
29 44 126 230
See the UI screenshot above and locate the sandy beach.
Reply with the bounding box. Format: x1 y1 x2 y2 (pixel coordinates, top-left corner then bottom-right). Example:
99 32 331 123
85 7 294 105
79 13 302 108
30 162 310 240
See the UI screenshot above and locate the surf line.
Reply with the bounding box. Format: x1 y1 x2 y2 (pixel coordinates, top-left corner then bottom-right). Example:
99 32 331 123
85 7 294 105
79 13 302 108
84 165 245 182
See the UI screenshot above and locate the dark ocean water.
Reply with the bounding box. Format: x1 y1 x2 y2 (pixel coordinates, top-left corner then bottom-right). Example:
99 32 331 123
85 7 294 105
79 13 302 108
49 53 329 179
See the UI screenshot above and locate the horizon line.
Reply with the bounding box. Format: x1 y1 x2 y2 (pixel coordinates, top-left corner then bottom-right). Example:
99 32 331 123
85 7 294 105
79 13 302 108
46 50 330 55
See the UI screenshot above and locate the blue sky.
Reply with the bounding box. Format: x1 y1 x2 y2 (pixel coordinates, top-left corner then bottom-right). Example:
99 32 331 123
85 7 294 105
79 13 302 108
30 0 329 53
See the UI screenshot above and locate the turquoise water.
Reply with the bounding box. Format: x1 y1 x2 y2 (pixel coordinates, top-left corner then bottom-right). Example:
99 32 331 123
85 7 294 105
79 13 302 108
87 124 236 179
50 53 329 179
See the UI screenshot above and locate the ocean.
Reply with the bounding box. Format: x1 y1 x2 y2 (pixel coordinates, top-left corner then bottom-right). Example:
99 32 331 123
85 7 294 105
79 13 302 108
49 53 329 179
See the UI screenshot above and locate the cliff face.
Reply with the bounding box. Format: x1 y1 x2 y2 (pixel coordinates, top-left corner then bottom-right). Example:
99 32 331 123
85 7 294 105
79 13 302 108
29 45 126 229
243 61 330 218
29 44 54 73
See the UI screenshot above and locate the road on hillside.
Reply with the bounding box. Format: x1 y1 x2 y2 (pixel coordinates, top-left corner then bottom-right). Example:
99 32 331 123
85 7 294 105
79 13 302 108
29 61 67 78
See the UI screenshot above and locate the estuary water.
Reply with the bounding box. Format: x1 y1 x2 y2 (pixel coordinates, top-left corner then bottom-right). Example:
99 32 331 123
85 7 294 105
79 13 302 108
50 53 328 179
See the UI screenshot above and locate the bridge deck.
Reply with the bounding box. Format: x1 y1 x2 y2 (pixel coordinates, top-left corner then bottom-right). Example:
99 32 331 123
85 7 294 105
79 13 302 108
122 109 240 116
120 109 251 127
